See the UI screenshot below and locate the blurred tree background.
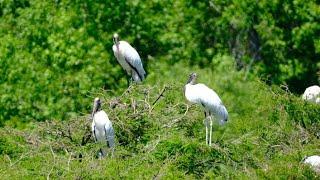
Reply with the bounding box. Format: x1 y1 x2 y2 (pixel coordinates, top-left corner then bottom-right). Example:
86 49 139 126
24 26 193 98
0 0 319 125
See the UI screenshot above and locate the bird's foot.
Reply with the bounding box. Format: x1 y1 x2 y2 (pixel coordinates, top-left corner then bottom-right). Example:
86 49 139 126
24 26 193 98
97 152 103 159
126 77 134 87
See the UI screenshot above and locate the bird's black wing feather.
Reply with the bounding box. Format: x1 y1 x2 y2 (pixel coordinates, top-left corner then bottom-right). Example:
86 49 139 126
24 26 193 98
124 57 143 81
93 126 97 142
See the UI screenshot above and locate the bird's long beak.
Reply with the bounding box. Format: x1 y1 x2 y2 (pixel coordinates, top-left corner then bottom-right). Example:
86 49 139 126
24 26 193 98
113 36 119 46
91 100 100 119
91 104 97 119
186 75 195 84
186 77 192 84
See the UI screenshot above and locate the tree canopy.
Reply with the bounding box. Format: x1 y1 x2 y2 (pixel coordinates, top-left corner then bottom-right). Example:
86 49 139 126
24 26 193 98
0 0 319 124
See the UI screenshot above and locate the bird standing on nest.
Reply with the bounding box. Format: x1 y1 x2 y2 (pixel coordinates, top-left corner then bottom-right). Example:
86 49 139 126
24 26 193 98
91 97 115 158
112 33 146 84
184 73 228 146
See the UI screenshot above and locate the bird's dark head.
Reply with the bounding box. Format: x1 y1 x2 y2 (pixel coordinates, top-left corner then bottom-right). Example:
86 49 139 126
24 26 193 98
92 97 102 118
113 33 119 45
187 72 197 85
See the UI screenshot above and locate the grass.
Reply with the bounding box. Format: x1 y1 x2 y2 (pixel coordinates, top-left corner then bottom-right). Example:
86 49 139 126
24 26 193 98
0 55 319 179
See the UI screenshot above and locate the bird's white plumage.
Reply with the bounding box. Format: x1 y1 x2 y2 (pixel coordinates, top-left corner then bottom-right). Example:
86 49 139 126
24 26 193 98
112 41 146 82
185 83 228 122
304 155 320 166
184 73 228 146
91 110 115 149
304 155 320 172
302 85 320 104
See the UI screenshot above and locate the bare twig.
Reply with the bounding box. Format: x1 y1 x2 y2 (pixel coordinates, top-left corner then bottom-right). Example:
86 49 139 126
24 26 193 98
162 104 190 128
5 155 12 166
131 98 137 113
150 86 167 113
144 135 161 153
184 104 190 116
152 86 167 106
9 152 31 167
0 152 31 174
120 85 133 97
47 145 56 180
67 153 72 172
137 99 151 111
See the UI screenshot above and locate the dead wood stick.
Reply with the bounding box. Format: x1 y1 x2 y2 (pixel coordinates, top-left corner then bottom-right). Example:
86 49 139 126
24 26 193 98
149 86 167 113
152 86 167 106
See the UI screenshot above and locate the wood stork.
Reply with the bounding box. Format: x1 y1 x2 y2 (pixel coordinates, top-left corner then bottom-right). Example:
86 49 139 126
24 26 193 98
91 97 115 158
302 85 320 104
184 73 228 146
112 33 146 83
303 155 320 172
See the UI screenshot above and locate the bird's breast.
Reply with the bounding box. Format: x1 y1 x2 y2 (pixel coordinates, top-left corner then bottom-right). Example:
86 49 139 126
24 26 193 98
112 46 132 73
184 85 200 104
93 111 110 129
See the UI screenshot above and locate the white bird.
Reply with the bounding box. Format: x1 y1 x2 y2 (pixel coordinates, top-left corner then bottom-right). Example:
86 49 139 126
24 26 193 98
91 97 115 158
302 85 320 104
303 155 320 172
112 33 146 83
184 73 228 146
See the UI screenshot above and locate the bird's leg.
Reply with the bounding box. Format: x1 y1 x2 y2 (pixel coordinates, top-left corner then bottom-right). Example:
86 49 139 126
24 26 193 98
110 146 115 158
98 148 104 159
209 116 213 146
205 122 208 145
127 77 133 87
92 133 97 143
204 111 209 145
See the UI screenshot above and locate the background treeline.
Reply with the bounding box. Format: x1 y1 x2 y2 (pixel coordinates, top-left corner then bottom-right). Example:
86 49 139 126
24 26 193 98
0 0 319 125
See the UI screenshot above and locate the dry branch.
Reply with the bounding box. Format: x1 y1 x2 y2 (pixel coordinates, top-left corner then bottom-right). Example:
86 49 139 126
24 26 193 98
150 86 167 113
152 86 167 106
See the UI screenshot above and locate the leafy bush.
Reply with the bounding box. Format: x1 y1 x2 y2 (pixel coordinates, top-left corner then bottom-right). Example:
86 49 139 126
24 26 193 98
0 58 319 178
0 1 320 177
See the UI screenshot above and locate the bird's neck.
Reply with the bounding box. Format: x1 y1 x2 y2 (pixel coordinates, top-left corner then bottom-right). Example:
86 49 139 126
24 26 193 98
184 83 194 97
186 81 196 85
116 43 120 58
186 77 197 85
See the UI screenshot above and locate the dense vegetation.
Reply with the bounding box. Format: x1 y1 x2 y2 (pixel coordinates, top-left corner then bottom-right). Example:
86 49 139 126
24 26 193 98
1 59 320 178
0 0 319 178
0 0 319 124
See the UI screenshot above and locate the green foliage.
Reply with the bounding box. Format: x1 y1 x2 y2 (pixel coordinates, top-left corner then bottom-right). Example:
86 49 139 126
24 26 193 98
282 94 320 133
0 0 319 124
0 0 319 177
0 130 26 158
0 57 319 178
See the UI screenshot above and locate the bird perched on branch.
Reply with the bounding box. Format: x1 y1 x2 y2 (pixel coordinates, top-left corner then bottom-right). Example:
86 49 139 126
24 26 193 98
91 97 115 158
302 85 320 104
112 33 146 84
184 73 228 146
